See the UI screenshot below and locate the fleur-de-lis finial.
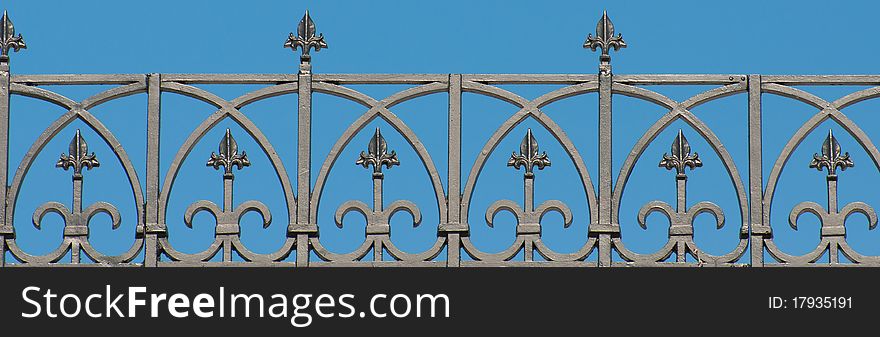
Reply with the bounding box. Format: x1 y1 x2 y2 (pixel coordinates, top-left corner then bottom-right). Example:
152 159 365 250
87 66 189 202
56 129 100 176
207 129 250 176
284 10 328 62
0 10 26 60
584 10 625 64
357 128 399 175
810 129 853 176
508 128 551 176
659 130 702 176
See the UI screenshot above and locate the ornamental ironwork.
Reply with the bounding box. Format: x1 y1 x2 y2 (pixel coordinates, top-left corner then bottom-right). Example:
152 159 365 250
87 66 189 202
584 10 625 73
0 10 25 59
0 9 879 267
784 130 878 264
333 128 422 262
637 130 723 264
179 129 273 263
33 130 123 264
357 128 400 176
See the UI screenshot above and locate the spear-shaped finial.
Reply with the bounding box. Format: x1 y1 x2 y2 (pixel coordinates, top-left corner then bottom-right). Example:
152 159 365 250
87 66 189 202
207 129 250 176
810 129 854 176
584 10 625 73
356 127 400 177
508 128 551 177
0 10 26 61
659 130 702 176
56 129 100 177
284 10 328 65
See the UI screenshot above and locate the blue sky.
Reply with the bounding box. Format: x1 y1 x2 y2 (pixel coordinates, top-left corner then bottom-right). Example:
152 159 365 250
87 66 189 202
4 0 880 263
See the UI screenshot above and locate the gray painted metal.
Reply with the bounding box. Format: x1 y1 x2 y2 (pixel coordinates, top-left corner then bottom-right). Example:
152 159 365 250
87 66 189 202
1 10 879 267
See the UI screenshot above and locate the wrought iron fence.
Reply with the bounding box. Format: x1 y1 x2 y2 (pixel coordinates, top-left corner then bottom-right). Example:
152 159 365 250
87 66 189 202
0 10 878 267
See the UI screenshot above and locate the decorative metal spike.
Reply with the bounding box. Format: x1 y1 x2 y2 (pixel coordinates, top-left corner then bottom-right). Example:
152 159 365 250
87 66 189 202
508 128 551 176
284 10 328 60
659 130 702 175
0 10 26 59
356 127 399 174
56 129 100 175
810 129 853 175
207 129 250 175
584 10 625 62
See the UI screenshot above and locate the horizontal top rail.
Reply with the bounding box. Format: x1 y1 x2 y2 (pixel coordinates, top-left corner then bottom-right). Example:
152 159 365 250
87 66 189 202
12 74 880 86
161 74 299 84
760 75 880 85
612 74 746 85
11 74 146 86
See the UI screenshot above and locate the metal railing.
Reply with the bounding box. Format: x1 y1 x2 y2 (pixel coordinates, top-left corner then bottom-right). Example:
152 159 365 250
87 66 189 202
1 10 877 267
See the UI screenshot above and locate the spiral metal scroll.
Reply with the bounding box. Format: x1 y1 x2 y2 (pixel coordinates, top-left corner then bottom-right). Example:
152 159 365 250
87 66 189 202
478 129 585 262
326 128 442 262
609 83 750 266
307 82 449 264
5 83 146 265
633 130 725 264
760 83 880 265
157 83 300 264
458 83 600 263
